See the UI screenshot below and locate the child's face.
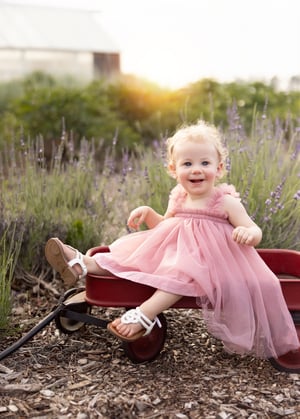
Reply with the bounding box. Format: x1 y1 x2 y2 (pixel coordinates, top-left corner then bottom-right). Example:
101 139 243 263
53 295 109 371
169 140 223 198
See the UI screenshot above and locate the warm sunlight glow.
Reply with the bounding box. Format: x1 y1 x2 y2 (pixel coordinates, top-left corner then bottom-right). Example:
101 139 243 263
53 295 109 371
97 0 300 90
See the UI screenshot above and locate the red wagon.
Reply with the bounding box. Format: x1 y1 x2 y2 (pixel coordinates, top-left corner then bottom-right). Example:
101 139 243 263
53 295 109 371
1 247 300 373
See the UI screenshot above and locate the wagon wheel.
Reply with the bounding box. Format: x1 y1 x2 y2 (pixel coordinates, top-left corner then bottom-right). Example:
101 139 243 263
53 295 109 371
55 288 91 334
122 312 167 363
268 311 300 373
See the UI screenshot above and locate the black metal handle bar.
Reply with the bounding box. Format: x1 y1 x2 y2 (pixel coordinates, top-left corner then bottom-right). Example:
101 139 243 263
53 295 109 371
0 302 64 361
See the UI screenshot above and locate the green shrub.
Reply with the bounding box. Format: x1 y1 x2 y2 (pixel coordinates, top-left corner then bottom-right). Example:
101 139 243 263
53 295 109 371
2 72 300 161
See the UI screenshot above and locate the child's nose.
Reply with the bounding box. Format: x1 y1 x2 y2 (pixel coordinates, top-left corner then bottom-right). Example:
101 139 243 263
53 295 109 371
192 166 202 173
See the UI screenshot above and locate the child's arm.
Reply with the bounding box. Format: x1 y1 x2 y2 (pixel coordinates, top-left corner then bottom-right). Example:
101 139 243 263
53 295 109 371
127 206 164 230
223 195 262 247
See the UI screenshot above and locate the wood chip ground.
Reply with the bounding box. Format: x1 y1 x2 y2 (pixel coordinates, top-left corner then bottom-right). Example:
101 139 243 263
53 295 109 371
0 288 299 418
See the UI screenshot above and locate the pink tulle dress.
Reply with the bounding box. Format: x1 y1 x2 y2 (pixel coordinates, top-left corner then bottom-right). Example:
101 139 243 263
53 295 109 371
94 183 299 358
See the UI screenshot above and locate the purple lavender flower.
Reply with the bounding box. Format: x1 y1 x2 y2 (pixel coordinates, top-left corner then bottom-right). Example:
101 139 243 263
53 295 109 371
293 190 300 200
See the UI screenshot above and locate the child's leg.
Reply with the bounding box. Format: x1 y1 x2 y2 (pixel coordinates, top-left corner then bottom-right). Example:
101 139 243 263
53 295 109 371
111 290 182 338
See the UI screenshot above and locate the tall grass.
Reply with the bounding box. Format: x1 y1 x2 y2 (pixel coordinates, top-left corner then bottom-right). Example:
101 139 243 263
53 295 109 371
0 110 299 330
0 223 23 329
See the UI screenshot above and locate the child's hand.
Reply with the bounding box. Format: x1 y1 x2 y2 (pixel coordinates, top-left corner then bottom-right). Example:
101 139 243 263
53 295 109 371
232 226 259 246
127 206 149 230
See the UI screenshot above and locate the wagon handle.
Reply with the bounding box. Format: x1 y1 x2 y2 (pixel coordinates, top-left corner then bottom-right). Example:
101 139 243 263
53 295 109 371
0 300 65 362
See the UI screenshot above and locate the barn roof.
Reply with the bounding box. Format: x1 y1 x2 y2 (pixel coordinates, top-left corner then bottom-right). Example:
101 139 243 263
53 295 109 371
0 3 119 53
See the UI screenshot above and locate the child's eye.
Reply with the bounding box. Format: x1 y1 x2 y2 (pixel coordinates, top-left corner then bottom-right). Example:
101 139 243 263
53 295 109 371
202 161 210 166
183 162 192 167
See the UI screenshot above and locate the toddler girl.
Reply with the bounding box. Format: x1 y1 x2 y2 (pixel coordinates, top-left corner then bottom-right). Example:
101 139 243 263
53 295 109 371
45 120 299 359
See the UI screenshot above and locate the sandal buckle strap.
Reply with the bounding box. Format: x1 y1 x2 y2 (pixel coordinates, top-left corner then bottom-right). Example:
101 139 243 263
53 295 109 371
68 250 87 280
121 307 162 337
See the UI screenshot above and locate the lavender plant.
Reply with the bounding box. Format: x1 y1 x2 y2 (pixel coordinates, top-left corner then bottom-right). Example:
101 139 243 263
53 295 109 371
0 111 299 283
225 106 300 249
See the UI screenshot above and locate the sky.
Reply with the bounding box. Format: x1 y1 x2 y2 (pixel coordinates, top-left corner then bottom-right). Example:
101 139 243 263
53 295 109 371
2 0 300 89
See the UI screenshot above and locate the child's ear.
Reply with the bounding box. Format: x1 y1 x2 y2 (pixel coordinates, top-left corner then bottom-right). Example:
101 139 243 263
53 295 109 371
168 163 177 179
216 162 223 178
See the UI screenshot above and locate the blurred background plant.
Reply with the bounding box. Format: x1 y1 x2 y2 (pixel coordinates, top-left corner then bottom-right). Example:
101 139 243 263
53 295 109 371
1 71 300 157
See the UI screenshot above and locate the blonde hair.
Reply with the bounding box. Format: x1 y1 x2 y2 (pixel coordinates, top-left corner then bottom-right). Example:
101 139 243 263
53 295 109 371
166 120 228 177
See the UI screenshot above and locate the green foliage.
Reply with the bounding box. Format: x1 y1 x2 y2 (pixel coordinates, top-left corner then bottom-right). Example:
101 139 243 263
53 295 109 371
1 71 300 160
66 219 84 243
1 136 108 272
0 72 141 157
0 223 23 330
134 146 176 214
106 75 181 143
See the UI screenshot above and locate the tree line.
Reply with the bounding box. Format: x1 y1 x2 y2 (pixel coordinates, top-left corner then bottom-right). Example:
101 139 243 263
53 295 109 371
0 71 299 158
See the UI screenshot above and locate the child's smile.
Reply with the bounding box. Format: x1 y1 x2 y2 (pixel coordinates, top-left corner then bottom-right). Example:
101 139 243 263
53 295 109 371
190 178 204 183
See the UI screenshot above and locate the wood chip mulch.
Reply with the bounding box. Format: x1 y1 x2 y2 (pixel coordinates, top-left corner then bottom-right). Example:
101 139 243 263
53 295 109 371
0 286 299 419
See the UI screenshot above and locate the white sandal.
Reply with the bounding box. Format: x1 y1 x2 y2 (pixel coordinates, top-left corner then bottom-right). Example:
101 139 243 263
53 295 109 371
45 238 87 287
67 248 87 280
107 307 162 342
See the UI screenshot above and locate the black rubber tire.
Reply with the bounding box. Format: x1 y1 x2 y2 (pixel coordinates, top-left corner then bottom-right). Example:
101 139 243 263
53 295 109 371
122 312 167 363
55 288 91 334
268 311 300 373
